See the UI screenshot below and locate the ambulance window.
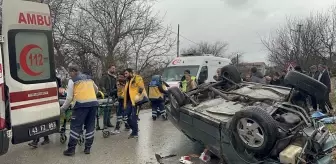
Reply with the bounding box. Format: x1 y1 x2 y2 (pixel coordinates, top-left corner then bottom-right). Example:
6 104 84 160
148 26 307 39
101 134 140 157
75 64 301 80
8 30 55 84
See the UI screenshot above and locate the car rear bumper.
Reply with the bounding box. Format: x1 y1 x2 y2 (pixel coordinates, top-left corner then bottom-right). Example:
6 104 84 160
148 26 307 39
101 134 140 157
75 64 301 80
12 115 59 144
0 128 9 156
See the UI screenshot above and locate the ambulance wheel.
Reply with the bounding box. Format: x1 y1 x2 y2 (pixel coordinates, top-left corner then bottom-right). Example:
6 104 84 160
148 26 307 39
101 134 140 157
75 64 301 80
103 131 110 138
60 134 67 144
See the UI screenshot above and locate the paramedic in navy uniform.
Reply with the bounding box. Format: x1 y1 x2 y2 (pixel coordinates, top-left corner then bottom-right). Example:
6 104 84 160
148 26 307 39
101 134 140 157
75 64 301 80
60 65 99 156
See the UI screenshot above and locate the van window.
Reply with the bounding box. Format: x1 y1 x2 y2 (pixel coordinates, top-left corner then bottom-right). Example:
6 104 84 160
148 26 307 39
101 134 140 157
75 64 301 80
162 65 199 82
8 30 55 84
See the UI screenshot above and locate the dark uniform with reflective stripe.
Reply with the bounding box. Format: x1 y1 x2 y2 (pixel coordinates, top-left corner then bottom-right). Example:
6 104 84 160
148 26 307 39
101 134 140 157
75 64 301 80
64 73 98 155
148 75 168 120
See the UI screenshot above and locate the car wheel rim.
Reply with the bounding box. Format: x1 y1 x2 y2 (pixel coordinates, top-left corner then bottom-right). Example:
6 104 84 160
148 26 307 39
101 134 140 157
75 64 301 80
236 118 265 148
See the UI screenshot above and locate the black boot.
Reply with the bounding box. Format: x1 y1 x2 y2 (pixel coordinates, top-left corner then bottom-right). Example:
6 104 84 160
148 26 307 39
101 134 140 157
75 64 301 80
107 122 114 128
63 148 75 156
41 136 50 145
84 147 91 154
28 140 38 148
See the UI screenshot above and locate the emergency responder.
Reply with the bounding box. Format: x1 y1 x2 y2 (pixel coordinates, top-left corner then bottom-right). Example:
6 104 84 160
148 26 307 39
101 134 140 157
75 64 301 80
148 75 168 120
180 70 196 92
123 68 147 138
61 65 99 156
111 72 130 134
100 64 118 129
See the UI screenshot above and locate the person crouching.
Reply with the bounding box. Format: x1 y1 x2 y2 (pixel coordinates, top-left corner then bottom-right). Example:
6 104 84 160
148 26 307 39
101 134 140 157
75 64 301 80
148 75 168 120
60 65 99 156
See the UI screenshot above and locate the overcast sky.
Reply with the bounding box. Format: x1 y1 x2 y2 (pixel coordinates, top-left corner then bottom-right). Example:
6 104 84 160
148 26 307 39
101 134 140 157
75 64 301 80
153 0 335 63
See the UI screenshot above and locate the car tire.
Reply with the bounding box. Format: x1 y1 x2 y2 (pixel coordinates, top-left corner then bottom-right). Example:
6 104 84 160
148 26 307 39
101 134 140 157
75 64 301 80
168 87 186 106
220 65 242 83
168 87 186 121
284 71 327 101
230 106 278 156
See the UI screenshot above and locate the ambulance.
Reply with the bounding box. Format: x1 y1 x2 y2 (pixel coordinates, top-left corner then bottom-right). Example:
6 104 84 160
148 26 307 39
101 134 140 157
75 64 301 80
162 54 231 88
0 0 60 155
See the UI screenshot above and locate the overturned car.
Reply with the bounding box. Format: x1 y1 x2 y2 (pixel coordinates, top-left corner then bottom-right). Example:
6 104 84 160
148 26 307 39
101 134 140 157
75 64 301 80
166 65 336 164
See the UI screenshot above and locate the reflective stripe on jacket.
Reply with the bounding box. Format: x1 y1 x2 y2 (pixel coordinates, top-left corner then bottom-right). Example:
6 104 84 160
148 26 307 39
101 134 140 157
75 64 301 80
73 74 99 109
123 74 147 108
181 76 196 92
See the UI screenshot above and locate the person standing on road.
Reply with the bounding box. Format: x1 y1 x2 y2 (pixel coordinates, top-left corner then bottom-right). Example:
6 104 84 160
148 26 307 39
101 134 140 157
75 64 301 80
100 64 118 129
111 72 130 134
309 65 319 111
148 75 168 120
270 72 281 85
317 64 333 113
61 65 99 156
185 73 197 92
250 67 265 84
180 70 196 92
123 68 147 139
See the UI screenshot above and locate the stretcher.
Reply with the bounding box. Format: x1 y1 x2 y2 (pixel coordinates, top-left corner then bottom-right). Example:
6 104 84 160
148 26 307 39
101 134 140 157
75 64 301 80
58 97 119 144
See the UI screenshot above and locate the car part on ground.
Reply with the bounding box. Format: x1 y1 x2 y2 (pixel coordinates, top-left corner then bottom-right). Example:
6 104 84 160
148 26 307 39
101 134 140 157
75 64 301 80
167 66 336 164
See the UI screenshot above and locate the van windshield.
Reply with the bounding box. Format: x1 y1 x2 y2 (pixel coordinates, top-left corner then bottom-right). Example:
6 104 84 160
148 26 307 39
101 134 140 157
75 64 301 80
162 65 199 82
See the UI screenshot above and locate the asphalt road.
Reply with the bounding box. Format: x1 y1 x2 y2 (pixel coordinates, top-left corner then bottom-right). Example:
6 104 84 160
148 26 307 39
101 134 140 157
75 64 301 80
0 109 218 164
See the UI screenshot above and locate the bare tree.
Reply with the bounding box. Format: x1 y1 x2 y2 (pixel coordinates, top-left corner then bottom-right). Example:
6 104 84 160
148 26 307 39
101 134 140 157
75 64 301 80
262 6 336 71
229 51 244 65
181 41 229 57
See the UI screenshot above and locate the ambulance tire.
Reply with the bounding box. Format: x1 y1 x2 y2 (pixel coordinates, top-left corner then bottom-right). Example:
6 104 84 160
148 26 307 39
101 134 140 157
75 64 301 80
284 70 327 101
220 65 242 83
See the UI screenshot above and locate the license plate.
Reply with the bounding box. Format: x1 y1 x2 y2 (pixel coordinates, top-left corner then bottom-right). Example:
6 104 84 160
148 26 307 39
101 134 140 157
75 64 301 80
29 121 57 136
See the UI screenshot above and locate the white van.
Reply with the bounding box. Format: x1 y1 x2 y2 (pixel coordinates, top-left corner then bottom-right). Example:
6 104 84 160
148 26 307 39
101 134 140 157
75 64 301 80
162 54 231 88
0 0 60 155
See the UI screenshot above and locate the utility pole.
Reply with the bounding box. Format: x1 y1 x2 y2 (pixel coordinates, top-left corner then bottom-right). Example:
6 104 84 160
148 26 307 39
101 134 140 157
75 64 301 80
297 24 302 54
236 53 239 68
177 24 180 57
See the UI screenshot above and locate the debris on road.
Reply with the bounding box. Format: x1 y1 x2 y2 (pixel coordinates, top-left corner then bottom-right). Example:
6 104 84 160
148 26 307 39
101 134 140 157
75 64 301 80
179 156 193 164
199 149 211 162
155 153 177 164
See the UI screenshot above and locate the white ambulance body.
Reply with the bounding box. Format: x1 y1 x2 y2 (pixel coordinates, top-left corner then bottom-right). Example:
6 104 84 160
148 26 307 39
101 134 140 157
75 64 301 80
0 0 60 155
162 54 231 88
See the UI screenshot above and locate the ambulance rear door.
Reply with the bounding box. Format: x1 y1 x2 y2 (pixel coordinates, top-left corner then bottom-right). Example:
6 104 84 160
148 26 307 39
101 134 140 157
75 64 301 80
2 0 60 144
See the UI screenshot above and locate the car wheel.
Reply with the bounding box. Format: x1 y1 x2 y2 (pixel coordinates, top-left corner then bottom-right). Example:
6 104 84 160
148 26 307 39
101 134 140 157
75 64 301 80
230 106 278 156
284 71 327 101
220 65 242 83
168 87 186 121
168 87 186 106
